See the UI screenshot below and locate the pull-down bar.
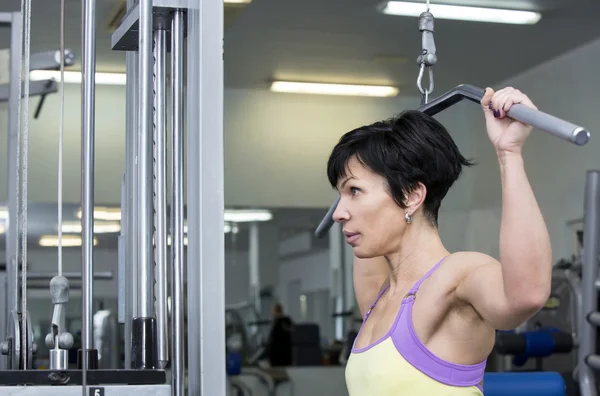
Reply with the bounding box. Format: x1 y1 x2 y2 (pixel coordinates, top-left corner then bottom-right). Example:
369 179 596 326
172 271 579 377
314 84 591 239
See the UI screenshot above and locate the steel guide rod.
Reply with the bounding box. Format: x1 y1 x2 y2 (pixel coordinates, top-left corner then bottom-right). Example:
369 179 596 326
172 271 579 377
170 9 185 396
131 0 158 370
137 0 154 323
81 0 97 391
153 27 169 369
125 0 140 370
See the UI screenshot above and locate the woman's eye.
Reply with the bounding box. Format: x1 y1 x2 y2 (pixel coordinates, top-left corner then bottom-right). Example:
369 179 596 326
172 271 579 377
350 187 361 196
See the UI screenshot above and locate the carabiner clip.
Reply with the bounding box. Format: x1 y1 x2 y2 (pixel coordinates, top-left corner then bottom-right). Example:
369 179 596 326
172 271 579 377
417 63 434 97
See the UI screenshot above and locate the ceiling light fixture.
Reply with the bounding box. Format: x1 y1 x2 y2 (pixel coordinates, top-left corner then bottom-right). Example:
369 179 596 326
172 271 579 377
39 235 99 247
224 0 252 3
224 223 240 234
61 221 121 234
30 70 127 86
76 206 122 221
270 81 399 97
224 209 273 223
379 1 541 25
76 207 272 224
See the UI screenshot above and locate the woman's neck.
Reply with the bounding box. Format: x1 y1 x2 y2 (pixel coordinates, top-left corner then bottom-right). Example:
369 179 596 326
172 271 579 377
383 222 449 298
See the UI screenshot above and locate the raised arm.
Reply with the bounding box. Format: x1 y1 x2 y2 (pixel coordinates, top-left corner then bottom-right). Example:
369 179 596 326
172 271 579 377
456 87 552 330
353 256 389 318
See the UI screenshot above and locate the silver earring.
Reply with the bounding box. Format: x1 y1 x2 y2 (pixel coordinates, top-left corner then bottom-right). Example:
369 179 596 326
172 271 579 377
405 212 412 224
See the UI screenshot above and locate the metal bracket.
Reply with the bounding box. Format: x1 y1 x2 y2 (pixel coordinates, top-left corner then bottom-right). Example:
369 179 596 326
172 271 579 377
0 79 58 103
111 0 188 52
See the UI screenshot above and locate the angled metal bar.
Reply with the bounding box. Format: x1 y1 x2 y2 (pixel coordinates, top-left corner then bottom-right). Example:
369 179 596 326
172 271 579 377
30 49 76 71
0 79 58 103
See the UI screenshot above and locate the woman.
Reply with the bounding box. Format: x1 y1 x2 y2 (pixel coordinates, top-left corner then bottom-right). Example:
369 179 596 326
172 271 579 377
327 87 552 395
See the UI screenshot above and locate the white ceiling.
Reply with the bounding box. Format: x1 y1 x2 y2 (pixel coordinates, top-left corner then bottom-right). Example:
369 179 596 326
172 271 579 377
1 0 600 93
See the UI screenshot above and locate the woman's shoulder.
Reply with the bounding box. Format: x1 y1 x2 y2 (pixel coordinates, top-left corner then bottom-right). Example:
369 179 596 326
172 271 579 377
434 251 500 283
447 251 498 265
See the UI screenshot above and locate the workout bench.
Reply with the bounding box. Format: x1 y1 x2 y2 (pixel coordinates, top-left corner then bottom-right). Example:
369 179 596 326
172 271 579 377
483 372 566 396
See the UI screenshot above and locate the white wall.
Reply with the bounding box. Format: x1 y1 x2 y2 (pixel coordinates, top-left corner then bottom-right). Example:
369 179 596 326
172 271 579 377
225 250 251 306
0 84 127 205
458 37 600 261
0 84 422 208
224 90 423 208
278 250 330 313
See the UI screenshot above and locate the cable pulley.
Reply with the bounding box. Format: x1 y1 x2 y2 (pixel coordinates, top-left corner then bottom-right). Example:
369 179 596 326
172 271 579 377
416 0 437 104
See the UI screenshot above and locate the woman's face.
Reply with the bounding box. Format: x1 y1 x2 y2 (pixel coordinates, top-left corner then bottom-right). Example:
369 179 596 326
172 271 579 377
332 156 407 258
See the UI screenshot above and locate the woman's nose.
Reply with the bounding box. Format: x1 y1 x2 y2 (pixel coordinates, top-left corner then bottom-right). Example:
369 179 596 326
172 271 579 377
332 201 349 223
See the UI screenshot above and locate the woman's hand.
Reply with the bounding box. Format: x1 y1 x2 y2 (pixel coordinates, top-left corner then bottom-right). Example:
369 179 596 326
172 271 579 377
481 87 537 155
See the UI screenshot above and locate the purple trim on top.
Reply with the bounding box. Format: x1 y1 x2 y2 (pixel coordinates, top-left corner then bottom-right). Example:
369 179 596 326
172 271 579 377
350 256 487 389
351 283 391 353
393 299 486 387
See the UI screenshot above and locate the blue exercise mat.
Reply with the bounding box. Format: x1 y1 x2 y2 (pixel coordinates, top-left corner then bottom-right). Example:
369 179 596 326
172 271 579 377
483 372 565 396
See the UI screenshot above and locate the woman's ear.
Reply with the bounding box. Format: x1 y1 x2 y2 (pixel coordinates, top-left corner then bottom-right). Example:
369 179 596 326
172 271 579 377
404 182 427 215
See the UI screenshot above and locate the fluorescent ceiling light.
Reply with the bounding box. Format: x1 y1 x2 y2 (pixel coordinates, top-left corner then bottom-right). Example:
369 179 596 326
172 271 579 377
379 1 541 25
0 223 5 234
224 0 252 3
224 223 240 234
77 207 122 221
270 81 399 97
224 209 273 223
61 221 121 234
75 206 271 224
39 235 99 247
30 70 126 86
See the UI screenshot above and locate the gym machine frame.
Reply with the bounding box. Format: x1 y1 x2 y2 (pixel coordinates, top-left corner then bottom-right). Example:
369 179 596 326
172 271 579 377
0 0 226 395
578 170 600 396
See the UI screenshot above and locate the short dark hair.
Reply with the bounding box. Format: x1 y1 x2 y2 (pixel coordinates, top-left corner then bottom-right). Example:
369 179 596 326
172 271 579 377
326 110 475 226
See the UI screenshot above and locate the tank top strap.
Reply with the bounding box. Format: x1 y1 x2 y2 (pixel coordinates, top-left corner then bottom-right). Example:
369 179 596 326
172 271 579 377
365 283 390 319
407 255 449 295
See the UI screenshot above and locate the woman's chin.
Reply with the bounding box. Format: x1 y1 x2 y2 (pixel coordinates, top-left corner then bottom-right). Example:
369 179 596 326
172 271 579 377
353 248 378 260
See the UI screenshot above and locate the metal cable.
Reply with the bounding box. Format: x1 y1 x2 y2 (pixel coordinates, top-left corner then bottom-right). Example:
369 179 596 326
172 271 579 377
58 0 65 277
13 11 23 316
20 0 32 369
